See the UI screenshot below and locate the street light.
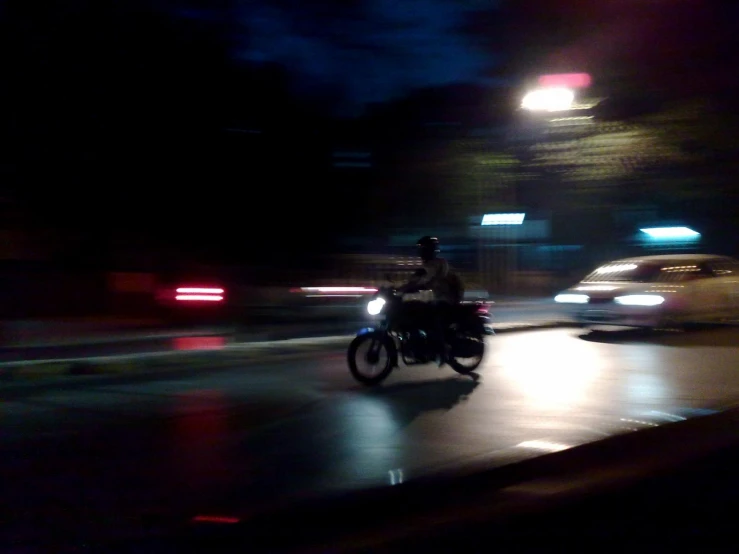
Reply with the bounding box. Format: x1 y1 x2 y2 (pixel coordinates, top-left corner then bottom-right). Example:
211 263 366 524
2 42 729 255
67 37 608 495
521 87 574 112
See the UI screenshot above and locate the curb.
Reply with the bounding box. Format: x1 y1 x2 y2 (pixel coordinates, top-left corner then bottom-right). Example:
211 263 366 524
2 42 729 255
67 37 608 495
0 321 578 396
0 323 365 362
0 347 329 399
0 327 234 351
489 321 578 332
0 301 562 351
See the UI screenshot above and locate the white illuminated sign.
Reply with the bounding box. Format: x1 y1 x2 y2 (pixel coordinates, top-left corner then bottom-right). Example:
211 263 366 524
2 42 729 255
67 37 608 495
640 227 700 239
481 213 526 226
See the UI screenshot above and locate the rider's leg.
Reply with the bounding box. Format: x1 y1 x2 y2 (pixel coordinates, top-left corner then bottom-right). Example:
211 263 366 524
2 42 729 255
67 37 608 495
433 301 452 365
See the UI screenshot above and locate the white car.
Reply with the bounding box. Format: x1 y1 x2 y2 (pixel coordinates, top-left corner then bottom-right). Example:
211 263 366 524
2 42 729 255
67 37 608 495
555 254 739 328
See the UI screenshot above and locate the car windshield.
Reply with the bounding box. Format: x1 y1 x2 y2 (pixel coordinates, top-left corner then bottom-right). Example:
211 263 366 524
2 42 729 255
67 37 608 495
582 262 662 283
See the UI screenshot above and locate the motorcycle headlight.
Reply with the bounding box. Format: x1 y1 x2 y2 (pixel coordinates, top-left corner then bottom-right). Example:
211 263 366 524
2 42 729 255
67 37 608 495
367 297 386 315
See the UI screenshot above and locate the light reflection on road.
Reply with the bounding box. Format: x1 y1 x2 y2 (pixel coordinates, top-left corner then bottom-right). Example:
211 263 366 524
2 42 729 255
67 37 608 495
169 390 232 494
495 331 602 411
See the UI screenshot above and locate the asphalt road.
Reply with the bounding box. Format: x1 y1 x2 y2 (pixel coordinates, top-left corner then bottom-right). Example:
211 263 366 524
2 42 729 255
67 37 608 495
2 324 739 547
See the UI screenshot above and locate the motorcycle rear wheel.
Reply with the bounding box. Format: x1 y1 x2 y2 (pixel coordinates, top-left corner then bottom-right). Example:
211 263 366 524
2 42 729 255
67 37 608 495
447 334 485 375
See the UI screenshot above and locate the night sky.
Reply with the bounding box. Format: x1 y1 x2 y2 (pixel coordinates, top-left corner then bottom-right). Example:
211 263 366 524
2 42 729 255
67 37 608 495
2 0 737 267
170 0 501 116
1 0 506 255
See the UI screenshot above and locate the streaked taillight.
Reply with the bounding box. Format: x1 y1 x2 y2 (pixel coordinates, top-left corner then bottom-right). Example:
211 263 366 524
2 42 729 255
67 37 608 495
175 287 224 302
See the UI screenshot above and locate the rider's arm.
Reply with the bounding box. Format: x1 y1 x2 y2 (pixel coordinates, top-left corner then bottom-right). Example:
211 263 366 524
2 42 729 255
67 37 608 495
397 268 427 293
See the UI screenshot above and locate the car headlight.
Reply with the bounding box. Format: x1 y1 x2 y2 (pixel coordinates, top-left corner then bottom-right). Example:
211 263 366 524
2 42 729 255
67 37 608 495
367 297 386 315
554 293 589 304
614 295 665 306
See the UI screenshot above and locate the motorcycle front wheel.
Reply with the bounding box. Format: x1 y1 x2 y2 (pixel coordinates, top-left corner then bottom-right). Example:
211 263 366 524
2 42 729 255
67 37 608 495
347 333 395 385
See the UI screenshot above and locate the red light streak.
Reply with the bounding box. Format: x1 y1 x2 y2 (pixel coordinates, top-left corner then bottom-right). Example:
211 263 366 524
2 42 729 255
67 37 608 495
192 515 240 524
175 295 224 302
176 287 224 294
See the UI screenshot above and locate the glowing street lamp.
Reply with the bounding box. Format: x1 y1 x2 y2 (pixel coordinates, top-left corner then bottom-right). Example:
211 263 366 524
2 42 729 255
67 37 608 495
521 87 574 112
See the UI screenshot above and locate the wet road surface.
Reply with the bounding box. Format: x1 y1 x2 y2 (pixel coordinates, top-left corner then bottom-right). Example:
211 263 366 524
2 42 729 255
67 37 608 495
1 325 738 545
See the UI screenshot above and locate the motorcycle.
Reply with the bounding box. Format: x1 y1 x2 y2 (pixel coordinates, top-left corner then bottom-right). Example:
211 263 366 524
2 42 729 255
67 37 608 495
347 283 491 385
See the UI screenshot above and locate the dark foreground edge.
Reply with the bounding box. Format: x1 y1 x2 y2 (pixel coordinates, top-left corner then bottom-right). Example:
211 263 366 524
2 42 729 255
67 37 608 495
60 403 739 553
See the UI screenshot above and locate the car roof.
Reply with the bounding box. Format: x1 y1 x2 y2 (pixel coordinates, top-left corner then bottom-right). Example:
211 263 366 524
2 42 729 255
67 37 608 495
605 254 737 265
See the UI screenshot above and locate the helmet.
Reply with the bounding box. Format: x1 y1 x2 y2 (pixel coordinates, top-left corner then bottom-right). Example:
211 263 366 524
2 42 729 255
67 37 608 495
416 235 440 262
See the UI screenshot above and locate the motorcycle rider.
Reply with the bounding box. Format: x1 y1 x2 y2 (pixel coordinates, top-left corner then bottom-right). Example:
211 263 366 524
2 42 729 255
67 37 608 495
397 236 461 366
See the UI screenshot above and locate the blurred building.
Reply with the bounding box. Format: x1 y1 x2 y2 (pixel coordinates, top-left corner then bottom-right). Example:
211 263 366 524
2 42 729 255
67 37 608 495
333 83 730 295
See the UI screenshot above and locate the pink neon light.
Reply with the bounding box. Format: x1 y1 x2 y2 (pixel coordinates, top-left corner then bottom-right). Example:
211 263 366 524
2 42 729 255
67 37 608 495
176 287 224 294
175 295 224 301
537 73 592 89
